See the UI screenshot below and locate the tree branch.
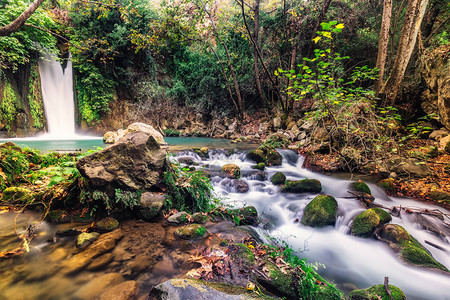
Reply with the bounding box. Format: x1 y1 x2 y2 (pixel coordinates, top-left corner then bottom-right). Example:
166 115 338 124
0 0 46 36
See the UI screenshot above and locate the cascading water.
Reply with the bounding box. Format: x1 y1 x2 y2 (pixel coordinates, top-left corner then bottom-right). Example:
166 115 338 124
174 149 450 299
38 51 75 138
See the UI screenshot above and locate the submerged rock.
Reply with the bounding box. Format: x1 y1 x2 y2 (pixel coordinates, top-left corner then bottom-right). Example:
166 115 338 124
103 122 165 145
74 273 124 300
351 208 392 237
99 280 138 300
378 224 448 271
301 195 338 227
282 179 322 193
221 163 241 179
76 232 100 249
174 224 208 239
150 279 262 300
349 180 371 195
77 131 166 191
349 284 406 300
271 172 286 185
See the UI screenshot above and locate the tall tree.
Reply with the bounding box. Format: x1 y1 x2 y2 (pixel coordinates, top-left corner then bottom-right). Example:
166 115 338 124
380 0 429 105
0 0 45 36
374 0 392 94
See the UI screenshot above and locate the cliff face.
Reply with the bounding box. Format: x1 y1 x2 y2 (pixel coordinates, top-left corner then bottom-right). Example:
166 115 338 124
421 45 450 130
0 62 46 137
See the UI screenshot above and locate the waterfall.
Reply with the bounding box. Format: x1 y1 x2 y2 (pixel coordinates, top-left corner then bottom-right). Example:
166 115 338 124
38 51 75 138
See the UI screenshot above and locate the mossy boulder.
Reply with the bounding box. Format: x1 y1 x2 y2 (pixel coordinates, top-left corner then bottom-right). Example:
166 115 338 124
351 208 392 237
350 181 371 195
221 164 241 179
301 195 338 227
167 211 189 224
282 179 322 194
427 190 450 206
174 224 208 239
257 260 299 299
193 147 209 159
271 172 286 185
137 192 165 221
1 187 33 203
76 232 100 249
378 224 448 271
251 162 265 171
349 284 406 300
95 217 119 232
230 206 258 225
231 243 256 265
247 145 282 166
380 178 396 193
192 212 208 224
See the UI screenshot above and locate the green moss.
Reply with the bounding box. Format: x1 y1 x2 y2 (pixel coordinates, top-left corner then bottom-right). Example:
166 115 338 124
28 63 45 129
427 190 450 205
351 208 392 237
174 224 208 239
1 187 33 203
221 163 241 179
380 179 396 193
0 78 17 131
349 284 406 300
251 162 266 171
247 145 282 166
282 179 322 193
234 243 256 264
350 181 371 195
262 260 298 299
95 217 119 232
301 195 338 227
229 206 258 225
271 172 286 185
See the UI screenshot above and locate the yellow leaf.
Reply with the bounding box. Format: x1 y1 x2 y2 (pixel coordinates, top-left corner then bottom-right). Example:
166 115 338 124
336 23 345 29
322 31 332 39
312 36 321 44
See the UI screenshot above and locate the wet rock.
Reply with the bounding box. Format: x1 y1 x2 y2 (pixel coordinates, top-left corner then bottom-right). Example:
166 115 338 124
221 163 241 179
56 228 81 237
243 170 266 181
150 279 261 300
349 180 371 195
174 224 208 239
137 192 165 221
385 155 431 178
95 217 119 232
349 284 406 300
87 253 114 271
178 156 195 165
378 224 448 271
77 131 166 191
167 211 189 224
301 195 338 228
76 232 100 249
251 162 265 171
99 280 138 300
351 208 392 237
230 206 258 225
103 122 165 145
247 146 282 166
265 132 291 148
193 147 209 159
1 187 33 203
281 179 322 194
271 172 286 185
192 212 208 224
222 179 249 193
73 273 124 300
380 178 396 193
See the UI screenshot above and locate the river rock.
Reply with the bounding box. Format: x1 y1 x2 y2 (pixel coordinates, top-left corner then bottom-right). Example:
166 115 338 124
349 180 371 195
384 155 431 178
243 170 266 181
76 232 100 249
76 131 166 191
349 284 406 300
137 192 165 221
220 179 249 193
251 162 265 171
247 146 282 166
87 253 114 271
301 195 338 227
103 122 165 144
150 279 261 300
221 163 241 179
281 179 322 193
178 156 195 165
351 208 392 237
271 172 286 185
174 224 208 239
95 217 119 232
167 211 189 224
99 280 138 300
230 206 258 225
378 224 448 271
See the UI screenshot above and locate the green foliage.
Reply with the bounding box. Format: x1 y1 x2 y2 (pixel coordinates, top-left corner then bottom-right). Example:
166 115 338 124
0 76 17 131
27 64 45 129
0 145 29 189
0 0 58 71
163 158 214 213
163 128 180 137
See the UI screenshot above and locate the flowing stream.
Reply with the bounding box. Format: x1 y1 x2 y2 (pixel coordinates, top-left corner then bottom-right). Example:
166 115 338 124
174 149 450 300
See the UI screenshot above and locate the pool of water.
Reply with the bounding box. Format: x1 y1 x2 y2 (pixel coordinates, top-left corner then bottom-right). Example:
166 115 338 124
0 137 255 152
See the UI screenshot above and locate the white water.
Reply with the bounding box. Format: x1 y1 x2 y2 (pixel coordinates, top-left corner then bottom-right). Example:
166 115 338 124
174 149 450 299
38 51 76 139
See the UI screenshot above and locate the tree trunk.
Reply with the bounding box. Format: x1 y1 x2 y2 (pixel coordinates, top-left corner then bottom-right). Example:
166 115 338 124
380 0 429 105
0 0 45 36
374 0 392 94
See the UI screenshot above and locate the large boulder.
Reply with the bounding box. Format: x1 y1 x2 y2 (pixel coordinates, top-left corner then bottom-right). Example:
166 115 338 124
103 122 166 145
247 145 282 166
221 164 241 179
349 181 371 195
136 192 165 221
77 132 166 191
301 195 338 227
385 155 431 178
349 284 406 300
351 208 392 237
378 224 448 271
281 179 322 194
271 172 286 185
